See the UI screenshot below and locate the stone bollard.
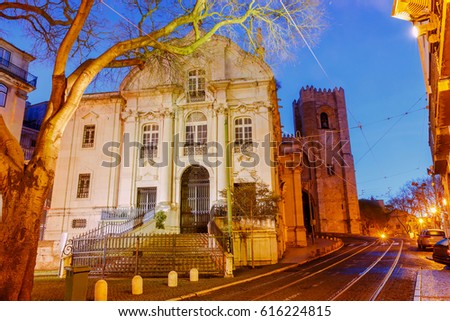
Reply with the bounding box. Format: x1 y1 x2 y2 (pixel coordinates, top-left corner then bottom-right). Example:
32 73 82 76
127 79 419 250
190 268 199 282
132 275 143 295
225 253 234 278
94 279 108 301
168 271 178 287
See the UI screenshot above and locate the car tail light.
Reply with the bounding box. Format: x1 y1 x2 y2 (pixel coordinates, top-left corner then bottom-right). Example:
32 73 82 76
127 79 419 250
447 249 450 256
422 235 431 238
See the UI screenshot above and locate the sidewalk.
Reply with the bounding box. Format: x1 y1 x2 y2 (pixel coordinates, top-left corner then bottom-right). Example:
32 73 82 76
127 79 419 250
32 237 341 301
414 269 450 301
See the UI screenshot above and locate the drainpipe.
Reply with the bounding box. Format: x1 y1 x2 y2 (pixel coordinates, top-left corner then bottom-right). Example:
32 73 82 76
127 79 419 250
225 110 233 255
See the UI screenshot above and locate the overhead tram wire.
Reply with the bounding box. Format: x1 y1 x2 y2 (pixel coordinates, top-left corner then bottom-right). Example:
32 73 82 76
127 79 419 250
355 93 427 165
279 0 388 177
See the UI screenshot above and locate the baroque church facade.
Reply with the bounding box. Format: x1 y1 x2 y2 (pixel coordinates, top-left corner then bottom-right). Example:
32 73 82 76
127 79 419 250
44 35 282 249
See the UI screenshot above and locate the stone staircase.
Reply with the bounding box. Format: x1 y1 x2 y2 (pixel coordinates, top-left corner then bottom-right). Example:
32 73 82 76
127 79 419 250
69 211 226 277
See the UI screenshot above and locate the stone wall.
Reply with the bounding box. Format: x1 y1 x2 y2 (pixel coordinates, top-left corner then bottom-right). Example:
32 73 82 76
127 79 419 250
35 240 61 271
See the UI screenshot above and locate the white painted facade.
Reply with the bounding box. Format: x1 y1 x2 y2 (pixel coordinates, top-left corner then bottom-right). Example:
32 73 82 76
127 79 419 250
44 36 281 241
0 38 36 141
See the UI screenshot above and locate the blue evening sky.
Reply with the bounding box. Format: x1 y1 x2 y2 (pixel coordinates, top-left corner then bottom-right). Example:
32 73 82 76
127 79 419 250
273 0 430 200
17 0 430 201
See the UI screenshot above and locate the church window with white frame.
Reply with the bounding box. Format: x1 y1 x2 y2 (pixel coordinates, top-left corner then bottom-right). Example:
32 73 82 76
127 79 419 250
235 117 253 144
184 112 207 155
141 123 159 159
188 69 206 102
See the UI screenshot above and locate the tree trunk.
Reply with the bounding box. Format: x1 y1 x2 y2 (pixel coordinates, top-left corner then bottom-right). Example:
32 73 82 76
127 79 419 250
0 114 58 300
0 168 52 300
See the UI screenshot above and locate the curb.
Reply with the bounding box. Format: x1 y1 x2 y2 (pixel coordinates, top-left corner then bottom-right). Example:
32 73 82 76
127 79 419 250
167 239 344 301
413 269 422 301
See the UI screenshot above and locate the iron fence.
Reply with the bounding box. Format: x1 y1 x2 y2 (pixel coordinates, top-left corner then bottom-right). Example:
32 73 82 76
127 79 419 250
71 233 225 277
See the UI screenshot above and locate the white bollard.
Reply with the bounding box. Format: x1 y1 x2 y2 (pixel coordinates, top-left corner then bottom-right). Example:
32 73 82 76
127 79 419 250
190 268 199 282
168 271 178 287
94 279 108 301
132 275 143 295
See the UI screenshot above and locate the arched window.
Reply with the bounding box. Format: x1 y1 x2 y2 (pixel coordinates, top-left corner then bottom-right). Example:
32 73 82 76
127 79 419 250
235 117 253 144
185 112 207 155
0 84 7 107
320 112 330 129
188 69 206 102
141 123 159 159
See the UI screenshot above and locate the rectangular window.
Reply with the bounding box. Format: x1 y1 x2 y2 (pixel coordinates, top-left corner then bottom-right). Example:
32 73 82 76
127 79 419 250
141 124 159 159
188 69 206 102
137 187 157 212
82 124 95 148
71 219 87 229
235 118 252 144
77 174 91 198
0 84 7 107
0 47 11 66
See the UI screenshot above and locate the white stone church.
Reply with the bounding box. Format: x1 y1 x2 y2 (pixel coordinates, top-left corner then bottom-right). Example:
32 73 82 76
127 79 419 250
44 35 282 243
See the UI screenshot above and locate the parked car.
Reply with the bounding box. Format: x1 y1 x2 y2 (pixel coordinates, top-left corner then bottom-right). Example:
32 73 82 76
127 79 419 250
417 229 446 249
432 238 450 266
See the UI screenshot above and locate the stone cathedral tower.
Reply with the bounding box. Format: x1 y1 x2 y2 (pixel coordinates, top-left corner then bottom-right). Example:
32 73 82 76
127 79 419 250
293 86 361 234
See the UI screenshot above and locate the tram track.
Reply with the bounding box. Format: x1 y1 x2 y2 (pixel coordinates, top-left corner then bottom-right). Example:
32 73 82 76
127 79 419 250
328 240 403 301
185 237 404 301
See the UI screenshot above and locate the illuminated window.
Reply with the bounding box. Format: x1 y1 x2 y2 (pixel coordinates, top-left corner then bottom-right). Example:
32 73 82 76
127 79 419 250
188 69 206 102
77 174 91 198
0 84 7 107
82 124 95 148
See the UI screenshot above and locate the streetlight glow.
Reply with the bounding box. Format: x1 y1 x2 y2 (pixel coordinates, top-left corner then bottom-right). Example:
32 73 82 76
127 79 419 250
412 25 419 38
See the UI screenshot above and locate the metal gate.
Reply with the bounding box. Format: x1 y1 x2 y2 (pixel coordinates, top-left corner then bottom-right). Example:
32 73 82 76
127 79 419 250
180 166 210 233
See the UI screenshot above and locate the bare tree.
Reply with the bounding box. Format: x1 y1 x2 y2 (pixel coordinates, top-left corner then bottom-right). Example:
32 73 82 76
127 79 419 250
0 0 325 300
387 176 444 228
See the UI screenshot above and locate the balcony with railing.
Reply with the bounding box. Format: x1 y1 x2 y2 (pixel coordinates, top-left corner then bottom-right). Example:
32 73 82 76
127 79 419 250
0 58 37 88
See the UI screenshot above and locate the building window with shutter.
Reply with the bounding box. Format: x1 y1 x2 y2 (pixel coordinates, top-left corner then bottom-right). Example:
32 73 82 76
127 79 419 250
188 69 206 102
82 124 95 148
77 173 91 198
